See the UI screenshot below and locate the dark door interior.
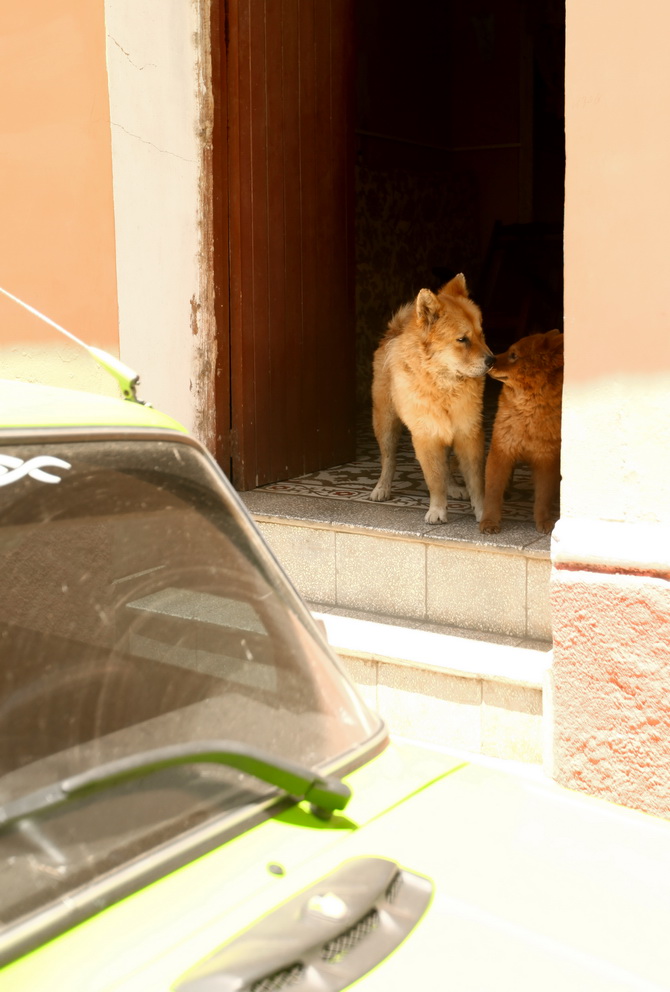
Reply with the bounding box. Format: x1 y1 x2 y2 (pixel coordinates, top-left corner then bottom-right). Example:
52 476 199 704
353 0 565 409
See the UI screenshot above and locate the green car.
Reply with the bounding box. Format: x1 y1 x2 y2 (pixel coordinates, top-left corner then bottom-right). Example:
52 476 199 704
1 376 670 992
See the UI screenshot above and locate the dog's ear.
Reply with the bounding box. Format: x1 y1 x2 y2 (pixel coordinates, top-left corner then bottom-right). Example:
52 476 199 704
545 329 564 371
416 288 440 327
440 273 468 298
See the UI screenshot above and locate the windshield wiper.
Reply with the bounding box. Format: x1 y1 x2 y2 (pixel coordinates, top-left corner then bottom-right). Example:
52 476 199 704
0 740 351 829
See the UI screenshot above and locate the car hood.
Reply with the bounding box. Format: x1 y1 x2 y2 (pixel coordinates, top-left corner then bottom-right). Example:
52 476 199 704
3 741 670 991
0 379 186 432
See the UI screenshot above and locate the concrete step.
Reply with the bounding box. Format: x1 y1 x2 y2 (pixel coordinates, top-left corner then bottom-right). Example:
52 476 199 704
241 490 552 641
311 604 551 765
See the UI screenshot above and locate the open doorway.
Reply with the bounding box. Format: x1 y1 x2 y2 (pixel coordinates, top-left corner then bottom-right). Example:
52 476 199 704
221 0 565 513
255 0 565 522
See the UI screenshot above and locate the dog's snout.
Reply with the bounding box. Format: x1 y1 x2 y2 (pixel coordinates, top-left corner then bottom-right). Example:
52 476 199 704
484 353 495 369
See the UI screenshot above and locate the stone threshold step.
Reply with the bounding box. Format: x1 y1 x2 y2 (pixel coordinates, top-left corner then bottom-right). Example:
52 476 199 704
242 491 553 641
242 490 550 554
310 603 552 765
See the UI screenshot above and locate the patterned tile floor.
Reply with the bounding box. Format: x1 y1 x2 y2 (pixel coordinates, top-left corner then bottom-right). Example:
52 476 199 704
259 387 538 523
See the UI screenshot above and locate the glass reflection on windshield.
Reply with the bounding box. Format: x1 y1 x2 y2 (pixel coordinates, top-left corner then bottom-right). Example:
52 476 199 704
0 438 380 931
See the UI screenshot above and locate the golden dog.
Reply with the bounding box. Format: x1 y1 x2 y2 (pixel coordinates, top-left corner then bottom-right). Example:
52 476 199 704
480 329 564 534
370 274 493 523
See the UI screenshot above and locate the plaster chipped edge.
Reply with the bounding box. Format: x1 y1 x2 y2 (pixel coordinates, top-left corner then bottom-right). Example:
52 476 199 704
191 0 218 454
551 517 670 578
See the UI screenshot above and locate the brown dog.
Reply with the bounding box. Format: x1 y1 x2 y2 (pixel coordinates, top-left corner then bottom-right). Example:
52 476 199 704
480 329 564 534
369 274 494 523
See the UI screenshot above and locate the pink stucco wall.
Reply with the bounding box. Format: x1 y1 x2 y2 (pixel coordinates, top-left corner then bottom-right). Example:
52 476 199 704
552 568 670 817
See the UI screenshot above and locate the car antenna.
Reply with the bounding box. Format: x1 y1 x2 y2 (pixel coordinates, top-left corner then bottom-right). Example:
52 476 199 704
0 285 146 404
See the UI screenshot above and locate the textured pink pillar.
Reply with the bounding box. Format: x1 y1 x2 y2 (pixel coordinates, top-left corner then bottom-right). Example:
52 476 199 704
551 567 670 818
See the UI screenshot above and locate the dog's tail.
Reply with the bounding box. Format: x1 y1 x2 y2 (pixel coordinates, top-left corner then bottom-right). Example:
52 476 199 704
383 302 413 342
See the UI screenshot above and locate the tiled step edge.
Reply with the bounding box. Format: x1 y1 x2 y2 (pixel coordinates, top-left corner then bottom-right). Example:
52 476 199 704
312 607 552 765
251 513 552 640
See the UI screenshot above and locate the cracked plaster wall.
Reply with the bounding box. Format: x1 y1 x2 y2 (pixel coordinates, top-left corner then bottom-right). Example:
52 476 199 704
104 0 215 441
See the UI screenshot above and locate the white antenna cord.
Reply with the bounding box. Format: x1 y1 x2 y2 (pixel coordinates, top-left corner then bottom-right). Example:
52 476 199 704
0 285 88 348
0 285 144 403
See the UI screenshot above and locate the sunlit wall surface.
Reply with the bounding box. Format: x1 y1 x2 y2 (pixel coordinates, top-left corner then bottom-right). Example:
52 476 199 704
553 0 670 818
0 2 119 394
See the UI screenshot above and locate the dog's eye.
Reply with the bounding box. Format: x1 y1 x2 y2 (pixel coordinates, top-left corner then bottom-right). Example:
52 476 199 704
456 336 468 344
509 351 518 361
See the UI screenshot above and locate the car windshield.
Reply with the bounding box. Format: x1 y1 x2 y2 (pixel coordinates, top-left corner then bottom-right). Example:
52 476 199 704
0 434 383 943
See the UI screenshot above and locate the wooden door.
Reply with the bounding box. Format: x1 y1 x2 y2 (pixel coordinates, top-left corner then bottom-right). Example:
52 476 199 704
223 0 356 490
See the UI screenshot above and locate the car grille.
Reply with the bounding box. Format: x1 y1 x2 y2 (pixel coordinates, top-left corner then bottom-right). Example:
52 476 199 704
321 908 380 963
251 963 305 992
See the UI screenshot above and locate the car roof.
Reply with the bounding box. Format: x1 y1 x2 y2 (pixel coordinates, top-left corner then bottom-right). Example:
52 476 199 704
0 379 186 433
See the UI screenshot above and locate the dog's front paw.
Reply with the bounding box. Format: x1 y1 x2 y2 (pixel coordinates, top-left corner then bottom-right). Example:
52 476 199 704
369 484 391 502
425 505 448 524
535 516 557 535
479 517 501 534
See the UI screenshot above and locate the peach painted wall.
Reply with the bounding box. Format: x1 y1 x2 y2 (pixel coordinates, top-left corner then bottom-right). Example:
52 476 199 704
552 0 670 819
0 2 120 393
562 0 670 526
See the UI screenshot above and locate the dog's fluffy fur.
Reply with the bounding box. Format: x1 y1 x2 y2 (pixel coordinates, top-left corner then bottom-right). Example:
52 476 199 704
369 274 493 524
480 329 564 534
